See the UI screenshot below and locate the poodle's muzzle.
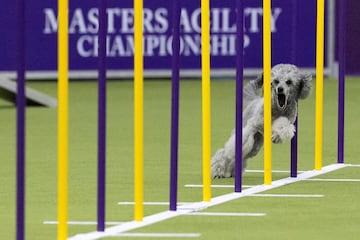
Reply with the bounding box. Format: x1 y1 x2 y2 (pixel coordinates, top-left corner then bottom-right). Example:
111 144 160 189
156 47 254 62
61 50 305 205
275 87 288 111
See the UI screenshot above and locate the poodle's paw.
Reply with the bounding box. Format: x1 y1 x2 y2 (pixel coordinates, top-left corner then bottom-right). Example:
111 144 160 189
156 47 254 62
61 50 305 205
272 132 284 144
272 117 295 144
211 163 226 179
211 149 227 178
212 161 234 178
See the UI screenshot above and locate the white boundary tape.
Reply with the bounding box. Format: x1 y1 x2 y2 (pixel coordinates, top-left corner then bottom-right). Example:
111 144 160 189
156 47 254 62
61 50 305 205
346 164 360 167
109 233 200 238
185 212 266 217
68 164 348 240
249 194 324 198
304 178 360 182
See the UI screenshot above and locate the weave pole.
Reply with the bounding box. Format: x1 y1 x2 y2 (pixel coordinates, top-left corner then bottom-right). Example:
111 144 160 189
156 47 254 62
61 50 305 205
263 0 272 185
16 0 26 239
97 0 107 231
290 0 298 178
201 0 211 202
315 0 325 171
134 0 144 221
169 0 181 211
57 0 69 239
337 0 346 164
234 0 244 192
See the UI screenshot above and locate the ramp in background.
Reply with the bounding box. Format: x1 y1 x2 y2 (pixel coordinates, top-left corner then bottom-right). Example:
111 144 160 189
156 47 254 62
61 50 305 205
0 76 57 107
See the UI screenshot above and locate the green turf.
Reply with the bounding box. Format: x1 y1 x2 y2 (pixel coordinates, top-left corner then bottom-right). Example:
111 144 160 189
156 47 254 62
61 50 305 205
0 77 360 239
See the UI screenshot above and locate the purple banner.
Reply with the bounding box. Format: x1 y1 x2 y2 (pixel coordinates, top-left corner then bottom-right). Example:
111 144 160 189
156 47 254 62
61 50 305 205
0 0 328 77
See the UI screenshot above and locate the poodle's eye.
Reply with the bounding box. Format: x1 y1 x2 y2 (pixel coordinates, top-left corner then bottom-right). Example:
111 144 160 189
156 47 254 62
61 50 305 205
273 79 279 85
286 79 292 85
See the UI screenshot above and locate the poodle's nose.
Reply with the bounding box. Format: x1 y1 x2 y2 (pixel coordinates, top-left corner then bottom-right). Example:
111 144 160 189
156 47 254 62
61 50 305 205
278 87 284 93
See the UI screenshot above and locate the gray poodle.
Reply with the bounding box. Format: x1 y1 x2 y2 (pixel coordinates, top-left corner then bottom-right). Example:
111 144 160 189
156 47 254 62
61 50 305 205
211 64 312 178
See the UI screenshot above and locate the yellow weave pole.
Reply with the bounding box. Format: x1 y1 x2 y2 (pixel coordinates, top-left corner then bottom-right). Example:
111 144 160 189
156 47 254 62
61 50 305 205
315 0 324 171
263 0 272 185
134 0 144 221
201 0 211 202
57 0 69 239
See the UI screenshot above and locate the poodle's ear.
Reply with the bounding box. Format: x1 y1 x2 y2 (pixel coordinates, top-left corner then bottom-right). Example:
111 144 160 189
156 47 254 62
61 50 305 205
298 72 312 99
254 73 263 88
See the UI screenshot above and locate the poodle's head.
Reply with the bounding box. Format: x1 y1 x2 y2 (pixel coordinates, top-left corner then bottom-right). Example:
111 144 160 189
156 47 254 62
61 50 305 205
270 64 312 111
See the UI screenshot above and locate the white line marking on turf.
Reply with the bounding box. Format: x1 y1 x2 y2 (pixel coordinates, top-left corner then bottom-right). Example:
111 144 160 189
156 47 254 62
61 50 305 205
185 212 265 217
43 221 123 226
118 202 190 206
249 194 324 198
304 178 360 182
68 164 347 240
346 164 360 167
184 184 254 188
110 233 200 238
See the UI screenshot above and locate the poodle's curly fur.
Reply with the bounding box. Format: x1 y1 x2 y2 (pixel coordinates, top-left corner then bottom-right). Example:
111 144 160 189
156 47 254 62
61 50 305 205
211 64 313 178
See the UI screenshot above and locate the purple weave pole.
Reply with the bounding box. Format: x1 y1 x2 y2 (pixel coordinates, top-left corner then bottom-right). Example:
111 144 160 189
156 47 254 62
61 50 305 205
290 118 298 177
16 0 26 239
97 0 107 232
290 0 298 177
337 0 346 164
169 0 181 211
234 0 244 192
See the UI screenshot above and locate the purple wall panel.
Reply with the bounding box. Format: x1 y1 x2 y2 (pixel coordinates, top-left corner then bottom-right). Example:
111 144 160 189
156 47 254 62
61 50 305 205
0 0 327 75
343 0 360 75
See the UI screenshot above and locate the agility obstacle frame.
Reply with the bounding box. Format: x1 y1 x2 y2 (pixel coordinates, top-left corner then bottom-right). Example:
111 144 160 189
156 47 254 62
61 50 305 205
97 0 107 232
290 0 299 178
337 0 346 164
201 0 212 203
57 0 69 239
133 0 144 222
16 0 26 240
315 0 325 171
234 0 244 192
13 1 347 239
263 0 273 185
169 0 181 211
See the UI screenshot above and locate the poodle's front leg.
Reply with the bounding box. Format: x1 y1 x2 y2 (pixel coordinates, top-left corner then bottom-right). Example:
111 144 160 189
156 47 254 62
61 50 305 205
241 125 256 161
222 124 259 176
220 124 258 177
211 132 236 178
211 148 227 178
211 121 263 178
272 117 296 144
